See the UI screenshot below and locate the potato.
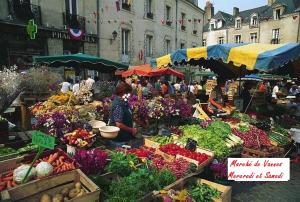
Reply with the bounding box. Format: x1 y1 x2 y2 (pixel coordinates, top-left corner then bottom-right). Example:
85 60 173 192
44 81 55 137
68 188 80 199
76 189 86 197
52 194 63 202
40 194 52 202
61 187 69 196
75 182 82 190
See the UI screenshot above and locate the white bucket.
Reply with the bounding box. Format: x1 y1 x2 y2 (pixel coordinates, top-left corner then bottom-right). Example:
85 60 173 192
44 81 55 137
67 144 76 156
290 128 300 143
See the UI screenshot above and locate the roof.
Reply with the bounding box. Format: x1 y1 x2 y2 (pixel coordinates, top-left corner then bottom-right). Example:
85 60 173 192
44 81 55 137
204 0 300 32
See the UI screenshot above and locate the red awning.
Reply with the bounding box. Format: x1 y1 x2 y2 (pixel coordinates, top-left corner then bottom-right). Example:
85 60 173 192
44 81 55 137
122 64 152 77
147 67 184 79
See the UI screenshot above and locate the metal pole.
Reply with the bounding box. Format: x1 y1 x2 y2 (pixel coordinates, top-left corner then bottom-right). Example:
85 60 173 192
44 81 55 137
175 0 178 50
96 0 100 56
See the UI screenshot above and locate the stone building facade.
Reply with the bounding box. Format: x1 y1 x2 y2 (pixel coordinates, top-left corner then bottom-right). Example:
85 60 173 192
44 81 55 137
99 0 204 65
0 0 204 67
203 0 300 46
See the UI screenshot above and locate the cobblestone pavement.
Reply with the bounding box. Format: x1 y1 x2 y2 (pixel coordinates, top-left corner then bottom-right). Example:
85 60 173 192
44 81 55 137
232 163 300 202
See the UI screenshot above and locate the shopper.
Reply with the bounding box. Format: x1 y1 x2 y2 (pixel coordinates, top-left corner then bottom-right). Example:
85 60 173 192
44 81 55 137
272 82 280 100
72 79 80 93
154 79 161 91
168 82 175 95
174 81 181 92
86 75 95 89
161 81 168 95
60 79 72 93
109 82 137 148
241 82 252 112
289 85 299 96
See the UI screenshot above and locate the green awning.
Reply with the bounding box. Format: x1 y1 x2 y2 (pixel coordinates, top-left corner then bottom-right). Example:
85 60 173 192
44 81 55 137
33 53 128 71
192 71 217 77
257 73 290 80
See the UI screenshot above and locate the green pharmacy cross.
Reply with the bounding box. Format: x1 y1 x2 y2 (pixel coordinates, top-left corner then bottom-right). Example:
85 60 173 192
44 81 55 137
26 19 37 40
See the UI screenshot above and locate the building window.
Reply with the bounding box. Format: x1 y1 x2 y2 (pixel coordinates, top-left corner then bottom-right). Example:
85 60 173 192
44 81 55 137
272 29 280 44
192 44 197 48
218 37 224 44
122 0 131 11
146 35 153 57
146 0 153 19
193 19 197 34
202 39 206 46
235 19 241 29
166 5 172 26
251 15 258 27
181 13 186 31
250 33 258 43
235 35 242 43
121 29 130 55
210 23 215 30
275 9 281 20
65 0 77 14
180 43 185 49
165 39 171 54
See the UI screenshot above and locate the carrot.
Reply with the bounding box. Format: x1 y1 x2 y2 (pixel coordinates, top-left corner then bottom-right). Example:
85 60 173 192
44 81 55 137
7 181 12 189
5 172 13 177
0 182 6 186
0 185 6 191
11 181 17 187
59 156 65 163
2 176 13 181
48 152 59 164
55 160 60 166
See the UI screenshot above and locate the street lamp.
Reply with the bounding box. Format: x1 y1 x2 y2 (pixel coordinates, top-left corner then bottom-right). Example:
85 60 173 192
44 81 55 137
110 31 118 44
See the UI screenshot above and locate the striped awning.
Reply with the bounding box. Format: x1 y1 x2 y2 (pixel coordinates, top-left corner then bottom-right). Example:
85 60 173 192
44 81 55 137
151 43 300 72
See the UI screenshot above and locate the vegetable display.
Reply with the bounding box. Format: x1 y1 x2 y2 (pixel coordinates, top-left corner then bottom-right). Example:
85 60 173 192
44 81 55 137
107 168 176 202
188 182 222 202
151 135 175 145
105 152 139 177
179 125 230 158
151 155 196 179
63 128 95 148
159 144 210 165
16 144 39 155
74 148 108 175
268 132 291 146
39 182 86 202
123 146 155 159
232 126 271 149
206 121 231 139
0 147 17 157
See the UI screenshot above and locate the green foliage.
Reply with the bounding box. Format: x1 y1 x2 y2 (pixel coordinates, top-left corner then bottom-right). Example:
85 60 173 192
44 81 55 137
188 182 222 202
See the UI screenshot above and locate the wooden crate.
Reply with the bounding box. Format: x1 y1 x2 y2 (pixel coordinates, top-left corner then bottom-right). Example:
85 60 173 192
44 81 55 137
157 177 232 202
242 146 284 158
144 138 161 149
1 169 100 202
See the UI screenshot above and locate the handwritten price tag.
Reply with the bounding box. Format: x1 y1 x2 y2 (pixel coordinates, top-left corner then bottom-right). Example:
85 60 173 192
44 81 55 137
32 131 55 149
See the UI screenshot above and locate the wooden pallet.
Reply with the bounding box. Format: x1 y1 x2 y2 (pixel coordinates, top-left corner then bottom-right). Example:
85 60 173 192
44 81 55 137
1 169 100 202
155 176 232 202
242 146 284 158
144 138 161 149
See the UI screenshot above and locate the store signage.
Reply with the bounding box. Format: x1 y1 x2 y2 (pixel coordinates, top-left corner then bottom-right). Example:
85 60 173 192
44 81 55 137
26 19 37 40
51 30 97 43
32 130 55 149
228 158 290 181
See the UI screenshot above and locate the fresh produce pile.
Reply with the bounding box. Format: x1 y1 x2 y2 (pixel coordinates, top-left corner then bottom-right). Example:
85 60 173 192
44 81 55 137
254 120 271 131
232 126 271 150
232 112 257 124
268 132 291 146
105 152 139 177
106 167 176 202
74 148 108 175
161 181 222 202
63 128 95 148
159 144 210 165
151 155 196 179
188 182 222 202
39 182 86 202
16 144 38 155
179 125 233 158
170 126 183 136
118 146 155 159
0 147 17 157
151 135 176 145
273 126 290 137
210 163 227 179
206 121 232 139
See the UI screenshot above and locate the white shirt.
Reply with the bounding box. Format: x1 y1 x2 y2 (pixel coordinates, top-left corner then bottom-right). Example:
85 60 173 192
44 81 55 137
174 83 181 91
189 85 195 94
61 82 71 93
272 85 279 98
72 83 80 93
86 78 95 89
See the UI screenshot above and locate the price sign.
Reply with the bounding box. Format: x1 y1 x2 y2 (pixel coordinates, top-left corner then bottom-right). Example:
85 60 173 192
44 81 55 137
32 131 55 149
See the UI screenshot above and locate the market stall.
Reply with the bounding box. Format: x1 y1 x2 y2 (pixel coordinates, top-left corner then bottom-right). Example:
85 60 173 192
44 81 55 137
147 67 185 79
121 64 152 77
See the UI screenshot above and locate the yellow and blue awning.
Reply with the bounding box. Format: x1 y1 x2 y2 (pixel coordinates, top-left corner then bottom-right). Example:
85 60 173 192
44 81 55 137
151 43 300 72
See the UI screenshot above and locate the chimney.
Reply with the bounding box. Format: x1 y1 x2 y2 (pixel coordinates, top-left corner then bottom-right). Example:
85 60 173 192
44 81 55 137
268 0 274 6
204 0 214 22
233 7 239 16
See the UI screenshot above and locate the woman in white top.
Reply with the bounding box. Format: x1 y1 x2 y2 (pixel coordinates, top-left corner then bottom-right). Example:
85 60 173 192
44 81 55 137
60 80 71 93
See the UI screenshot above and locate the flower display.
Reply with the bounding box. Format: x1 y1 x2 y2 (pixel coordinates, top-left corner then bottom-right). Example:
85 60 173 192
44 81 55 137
74 81 93 104
63 128 95 148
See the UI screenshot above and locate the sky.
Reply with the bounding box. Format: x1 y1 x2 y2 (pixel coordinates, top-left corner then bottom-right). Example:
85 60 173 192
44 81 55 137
198 0 267 14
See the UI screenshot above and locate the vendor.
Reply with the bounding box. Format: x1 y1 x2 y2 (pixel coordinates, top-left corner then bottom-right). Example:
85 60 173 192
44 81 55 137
109 82 137 148
208 79 225 112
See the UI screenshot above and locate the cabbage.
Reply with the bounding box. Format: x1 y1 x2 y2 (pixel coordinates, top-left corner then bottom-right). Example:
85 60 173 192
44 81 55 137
36 162 53 178
13 164 36 184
